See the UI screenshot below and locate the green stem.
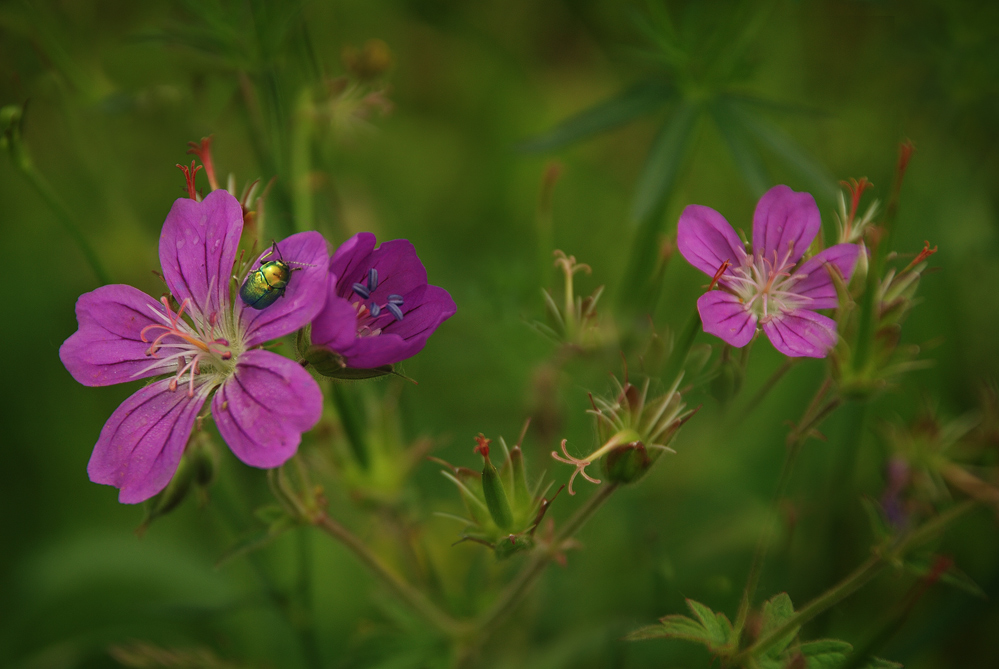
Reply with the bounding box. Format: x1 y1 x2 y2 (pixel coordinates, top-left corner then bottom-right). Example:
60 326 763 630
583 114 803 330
9 145 110 285
737 501 976 663
735 380 840 633
734 358 799 425
313 513 468 637
330 383 370 469
663 309 701 383
295 530 324 669
474 483 620 636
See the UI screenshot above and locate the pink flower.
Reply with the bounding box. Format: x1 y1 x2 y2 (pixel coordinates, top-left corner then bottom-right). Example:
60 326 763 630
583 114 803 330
59 190 329 503
677 185 860 358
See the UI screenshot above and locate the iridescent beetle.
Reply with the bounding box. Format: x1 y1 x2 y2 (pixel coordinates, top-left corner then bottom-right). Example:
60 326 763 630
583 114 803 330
239 242 313 310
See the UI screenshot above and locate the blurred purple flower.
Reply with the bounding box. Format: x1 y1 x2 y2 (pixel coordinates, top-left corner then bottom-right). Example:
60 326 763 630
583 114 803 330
310 232 455 368
60 190 329 503
677 185 860 358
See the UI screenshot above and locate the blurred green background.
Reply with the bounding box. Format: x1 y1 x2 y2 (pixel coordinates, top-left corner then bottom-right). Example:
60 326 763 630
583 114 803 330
2 0 999 667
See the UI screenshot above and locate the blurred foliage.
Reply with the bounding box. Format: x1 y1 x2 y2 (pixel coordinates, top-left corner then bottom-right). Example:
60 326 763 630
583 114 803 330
2 0 999 668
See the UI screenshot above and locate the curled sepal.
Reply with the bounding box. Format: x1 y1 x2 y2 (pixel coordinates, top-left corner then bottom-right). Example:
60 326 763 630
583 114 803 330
300 328 398 380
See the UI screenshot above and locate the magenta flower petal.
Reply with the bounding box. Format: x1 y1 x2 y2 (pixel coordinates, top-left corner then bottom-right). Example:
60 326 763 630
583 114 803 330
792 243 861 309
211 350 323 469
335 333 413 369
237 231 330 347
752 185 820 266
677 204 748 278
761 309 838 358
158 190 243 320
310 288 360 352
329 232 378 286
697 291 757 348
60 284 176 387
311 232 455 369
88 378 210 504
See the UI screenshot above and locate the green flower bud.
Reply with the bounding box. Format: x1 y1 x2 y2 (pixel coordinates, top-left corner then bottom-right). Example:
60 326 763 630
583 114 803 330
476 435 514 530
603 441 652 484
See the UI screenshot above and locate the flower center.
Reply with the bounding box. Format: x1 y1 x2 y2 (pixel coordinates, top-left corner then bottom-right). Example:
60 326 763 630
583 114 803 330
349 268 405 337
722 245 809 322
137 296 240 396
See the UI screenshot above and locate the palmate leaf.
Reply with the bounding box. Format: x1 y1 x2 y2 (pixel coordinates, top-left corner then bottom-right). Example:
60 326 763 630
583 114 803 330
618 100 701 310
520 81 676 153
631 100 702 222
624 598 734 653
711 99 770 197
719 95 837 201
760 592 799 658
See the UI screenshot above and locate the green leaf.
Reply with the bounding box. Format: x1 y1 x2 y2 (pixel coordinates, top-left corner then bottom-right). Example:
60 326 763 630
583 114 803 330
760 592 798 656
905 556 987 598
721 97 837 201
711 99 770 197
631 100 701 222
860 495 894 542
859 658 903 669
215 516 296 567
626 602 733 653
685 598 732 647
619 100 701 310
799 639 853 669
520 81 675 153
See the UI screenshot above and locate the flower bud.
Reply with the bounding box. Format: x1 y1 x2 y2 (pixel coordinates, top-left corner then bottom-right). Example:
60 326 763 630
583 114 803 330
438 429 560 558
477 436 514 530
603 441 652 484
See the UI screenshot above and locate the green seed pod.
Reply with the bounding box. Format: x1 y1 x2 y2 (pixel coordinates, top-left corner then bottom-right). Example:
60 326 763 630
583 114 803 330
494 533 534 559
476 436 514 530
604 441 652 484
509 445 530 508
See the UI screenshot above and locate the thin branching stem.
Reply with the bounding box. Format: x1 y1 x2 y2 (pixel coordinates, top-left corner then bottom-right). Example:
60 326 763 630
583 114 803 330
313 513 469 637
735 500 977 664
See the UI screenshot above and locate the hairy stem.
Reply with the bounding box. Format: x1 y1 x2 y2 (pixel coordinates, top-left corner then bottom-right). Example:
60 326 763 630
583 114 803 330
473 483 620 638
738 500 976 663
313 513 469 637
735 379 840 632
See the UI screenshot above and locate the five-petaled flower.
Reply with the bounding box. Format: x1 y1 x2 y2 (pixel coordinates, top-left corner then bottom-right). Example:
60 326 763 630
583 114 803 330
310 232 456 369
59 190 329 503
677 185 860 358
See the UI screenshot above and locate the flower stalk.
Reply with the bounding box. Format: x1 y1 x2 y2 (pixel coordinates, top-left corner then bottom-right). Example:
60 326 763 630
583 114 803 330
735 500 976 664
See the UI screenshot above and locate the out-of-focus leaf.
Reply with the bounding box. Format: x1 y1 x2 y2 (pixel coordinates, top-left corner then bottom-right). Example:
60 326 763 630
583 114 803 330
760 592 798 656
905 556 987 598
631 100 701 222
619 100 701 310
859 657 903 669
711 100 770 197
625 598 733 652
215 516 296 568
627 2 687 69
520 81 675 153
722 96 837 201
799 638 853 668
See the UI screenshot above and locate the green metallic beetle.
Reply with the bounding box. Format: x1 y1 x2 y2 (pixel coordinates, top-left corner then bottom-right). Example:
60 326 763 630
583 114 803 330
239 242 299 310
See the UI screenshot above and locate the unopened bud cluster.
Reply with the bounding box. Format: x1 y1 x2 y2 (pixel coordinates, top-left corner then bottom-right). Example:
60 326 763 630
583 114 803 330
437 433 559 558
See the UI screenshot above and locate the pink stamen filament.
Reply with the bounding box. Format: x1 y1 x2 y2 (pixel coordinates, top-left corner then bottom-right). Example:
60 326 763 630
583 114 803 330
137 296 234 396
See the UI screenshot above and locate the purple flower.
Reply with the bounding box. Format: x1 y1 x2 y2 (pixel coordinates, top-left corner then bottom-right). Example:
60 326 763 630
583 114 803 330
677 185 860 358
59 190 329 503
310 232 455 368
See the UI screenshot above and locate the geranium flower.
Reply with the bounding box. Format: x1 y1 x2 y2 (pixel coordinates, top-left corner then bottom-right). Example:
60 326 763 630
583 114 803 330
677 185 860 358
59 190 329 503
310 232 456 369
